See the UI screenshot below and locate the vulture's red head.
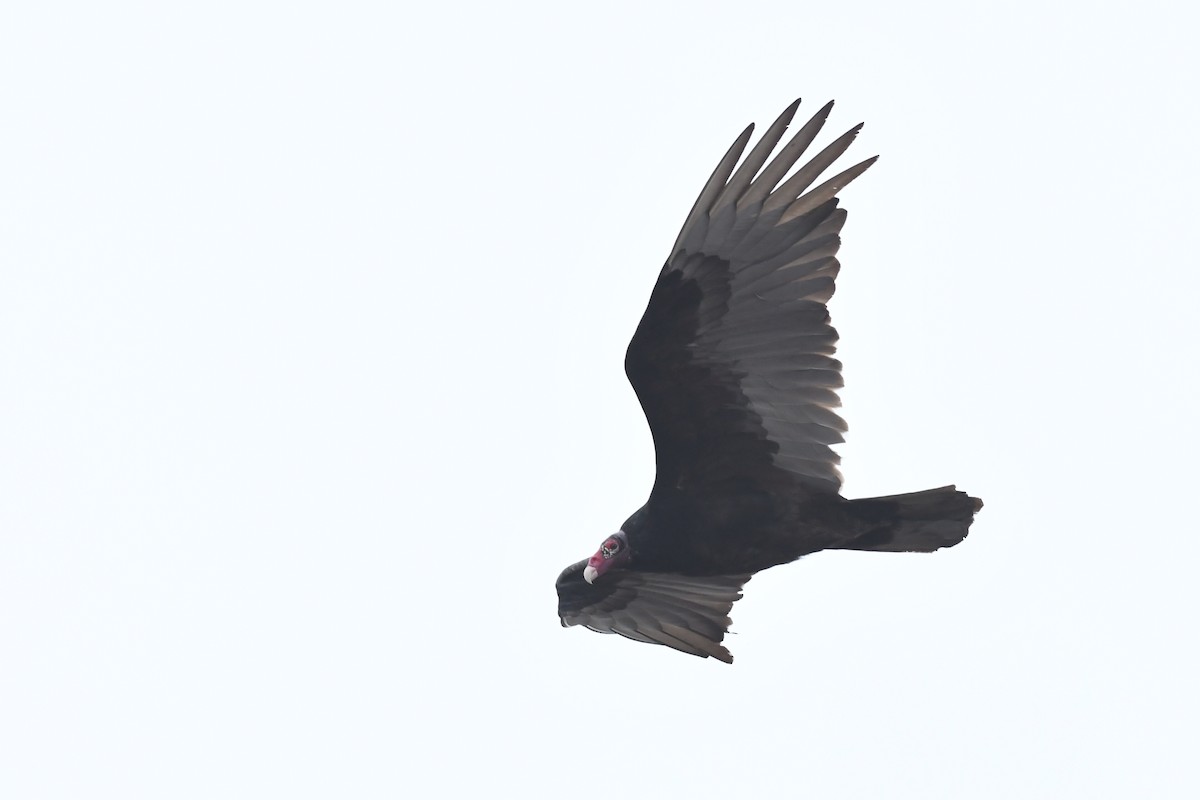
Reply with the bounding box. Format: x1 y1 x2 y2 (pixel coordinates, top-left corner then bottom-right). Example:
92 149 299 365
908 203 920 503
583 531 631 584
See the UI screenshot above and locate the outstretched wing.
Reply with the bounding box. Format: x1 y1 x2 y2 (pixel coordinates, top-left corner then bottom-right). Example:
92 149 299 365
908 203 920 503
626 100 876 496
556 560 750 664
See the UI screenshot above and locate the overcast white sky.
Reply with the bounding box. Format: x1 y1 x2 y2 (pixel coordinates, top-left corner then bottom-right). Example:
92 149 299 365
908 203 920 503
3 1 1198 797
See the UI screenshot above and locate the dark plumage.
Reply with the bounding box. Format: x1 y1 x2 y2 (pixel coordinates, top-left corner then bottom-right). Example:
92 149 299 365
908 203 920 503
556 99 982 663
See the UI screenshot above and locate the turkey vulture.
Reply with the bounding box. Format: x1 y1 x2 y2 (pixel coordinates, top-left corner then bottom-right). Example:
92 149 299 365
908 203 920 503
556 99 982 663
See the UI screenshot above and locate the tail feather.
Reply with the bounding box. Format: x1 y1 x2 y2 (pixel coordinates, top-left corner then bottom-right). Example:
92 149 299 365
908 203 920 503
836 485 982 553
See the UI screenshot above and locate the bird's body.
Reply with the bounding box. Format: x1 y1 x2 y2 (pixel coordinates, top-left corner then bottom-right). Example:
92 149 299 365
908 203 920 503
618 488 848 575
556 100 981 663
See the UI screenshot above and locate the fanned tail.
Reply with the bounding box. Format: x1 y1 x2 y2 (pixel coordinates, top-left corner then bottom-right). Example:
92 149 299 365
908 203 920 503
836 485 982 553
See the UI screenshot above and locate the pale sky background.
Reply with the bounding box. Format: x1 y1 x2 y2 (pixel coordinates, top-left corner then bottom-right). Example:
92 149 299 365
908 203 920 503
2 2 1198 798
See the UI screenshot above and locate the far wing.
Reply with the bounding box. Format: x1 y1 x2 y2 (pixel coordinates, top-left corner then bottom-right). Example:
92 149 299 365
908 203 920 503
556 560 750 664
626 100 876 495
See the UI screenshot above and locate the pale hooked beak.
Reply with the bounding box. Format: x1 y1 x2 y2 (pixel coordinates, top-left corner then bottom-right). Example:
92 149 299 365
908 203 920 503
583 565 599 584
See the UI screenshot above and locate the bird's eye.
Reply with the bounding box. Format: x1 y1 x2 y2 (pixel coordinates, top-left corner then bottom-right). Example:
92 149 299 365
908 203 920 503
601 545 613 558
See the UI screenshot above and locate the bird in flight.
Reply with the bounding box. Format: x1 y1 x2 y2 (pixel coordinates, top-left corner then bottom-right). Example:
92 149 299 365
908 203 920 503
556 99 982 663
